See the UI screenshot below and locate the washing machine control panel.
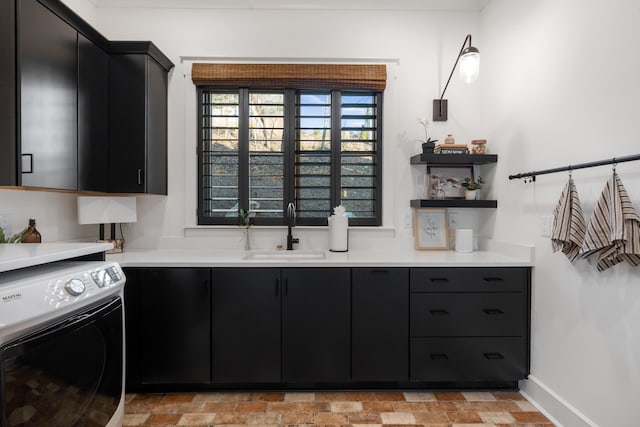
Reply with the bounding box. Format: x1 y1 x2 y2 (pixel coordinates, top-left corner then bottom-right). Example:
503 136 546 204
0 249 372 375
65 279 86 296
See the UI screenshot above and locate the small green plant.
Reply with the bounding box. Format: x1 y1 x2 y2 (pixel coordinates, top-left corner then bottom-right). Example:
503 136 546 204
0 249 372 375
238 208 252 227
0 225 26 243
461 176 484 190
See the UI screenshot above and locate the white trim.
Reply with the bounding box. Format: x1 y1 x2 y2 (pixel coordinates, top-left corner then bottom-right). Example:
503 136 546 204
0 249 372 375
95 0 489 12
182 57 399 232
180 56 400 65
519 376 599 427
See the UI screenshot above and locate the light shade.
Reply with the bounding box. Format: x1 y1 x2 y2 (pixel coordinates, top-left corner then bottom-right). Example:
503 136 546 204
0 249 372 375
459 47 480 83
433 34 480 121
77 196 137 224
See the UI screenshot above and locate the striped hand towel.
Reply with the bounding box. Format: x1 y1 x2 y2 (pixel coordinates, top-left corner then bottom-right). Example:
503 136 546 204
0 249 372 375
581 172 640 271
551 177 586 262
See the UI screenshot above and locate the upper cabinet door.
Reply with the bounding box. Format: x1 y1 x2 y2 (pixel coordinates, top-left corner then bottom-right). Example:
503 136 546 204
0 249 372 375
109 52 169 194
145 58 168 195
78 34 108 192
109 54 147 193
19 0 78 190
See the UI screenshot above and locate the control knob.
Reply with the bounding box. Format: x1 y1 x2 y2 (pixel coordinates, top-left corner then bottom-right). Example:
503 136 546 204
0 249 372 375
65 279 86 296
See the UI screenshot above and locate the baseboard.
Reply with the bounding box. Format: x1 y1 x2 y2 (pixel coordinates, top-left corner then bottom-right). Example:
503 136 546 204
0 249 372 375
519 376 599 427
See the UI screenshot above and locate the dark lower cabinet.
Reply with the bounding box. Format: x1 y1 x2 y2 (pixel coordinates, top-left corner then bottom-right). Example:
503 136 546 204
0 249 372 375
352 268 409 382
283 268 351 384
124 268 211 389
409 267 531 384
123 266 530 390
212 268 281 383
410 337 527 382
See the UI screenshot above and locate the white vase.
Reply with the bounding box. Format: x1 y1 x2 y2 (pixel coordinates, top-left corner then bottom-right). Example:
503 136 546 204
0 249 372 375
464 190 477 200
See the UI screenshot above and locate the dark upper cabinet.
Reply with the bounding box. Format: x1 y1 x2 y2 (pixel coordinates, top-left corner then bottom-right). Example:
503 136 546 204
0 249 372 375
282 268 351 384
0 0 17 185
212 268 281 383
352 268 409 382
124 267 211 388
0 0 172 192
19 0 78 190
78 33 109 192
109 46 170 194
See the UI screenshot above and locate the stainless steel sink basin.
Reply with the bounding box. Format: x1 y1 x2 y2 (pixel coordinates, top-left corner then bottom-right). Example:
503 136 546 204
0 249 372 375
243 250 326 261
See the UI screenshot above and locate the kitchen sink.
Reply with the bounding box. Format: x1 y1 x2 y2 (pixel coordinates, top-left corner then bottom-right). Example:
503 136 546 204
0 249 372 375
243 250 326 261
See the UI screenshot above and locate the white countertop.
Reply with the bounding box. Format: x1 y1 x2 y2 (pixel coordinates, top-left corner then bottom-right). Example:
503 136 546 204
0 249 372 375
0 242 114 273
107 246 533 268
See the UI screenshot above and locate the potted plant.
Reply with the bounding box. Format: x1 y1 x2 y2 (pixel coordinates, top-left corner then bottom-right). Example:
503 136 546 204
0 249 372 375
417 117 438 153
461 177 484 200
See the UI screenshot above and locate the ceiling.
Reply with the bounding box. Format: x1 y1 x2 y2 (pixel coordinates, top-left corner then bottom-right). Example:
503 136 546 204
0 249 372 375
93 0 490 11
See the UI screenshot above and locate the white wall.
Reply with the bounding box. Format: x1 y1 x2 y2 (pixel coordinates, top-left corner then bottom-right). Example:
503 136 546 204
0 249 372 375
481 1 640 425
95 5 485 250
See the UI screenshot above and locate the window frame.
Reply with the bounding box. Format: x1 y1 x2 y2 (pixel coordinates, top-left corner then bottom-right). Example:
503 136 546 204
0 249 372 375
197 87 382 227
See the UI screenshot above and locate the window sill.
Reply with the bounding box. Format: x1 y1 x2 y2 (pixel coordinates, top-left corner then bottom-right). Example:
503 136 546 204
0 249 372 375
184 225 395 237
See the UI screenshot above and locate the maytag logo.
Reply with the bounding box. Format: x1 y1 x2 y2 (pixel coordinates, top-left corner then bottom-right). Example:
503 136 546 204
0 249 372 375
2 293 23 303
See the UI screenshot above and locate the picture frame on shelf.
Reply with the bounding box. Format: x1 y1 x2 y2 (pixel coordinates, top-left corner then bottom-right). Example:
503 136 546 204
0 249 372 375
427 166 474 199
413 208 449 250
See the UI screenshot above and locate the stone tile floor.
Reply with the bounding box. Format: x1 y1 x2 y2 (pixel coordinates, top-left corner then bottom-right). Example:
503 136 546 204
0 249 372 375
124 390 555 426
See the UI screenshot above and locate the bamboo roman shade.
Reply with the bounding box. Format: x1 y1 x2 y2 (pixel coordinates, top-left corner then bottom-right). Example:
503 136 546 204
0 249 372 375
191 63 387 91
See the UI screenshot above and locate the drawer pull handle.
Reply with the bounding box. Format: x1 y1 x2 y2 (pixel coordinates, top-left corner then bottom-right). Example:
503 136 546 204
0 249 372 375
275 278 280 296
429 278 449 283
483 309 504 315
430 353 448 360
483 277 504 282
371 269 390 275
429 309 449 316
484 352 504 360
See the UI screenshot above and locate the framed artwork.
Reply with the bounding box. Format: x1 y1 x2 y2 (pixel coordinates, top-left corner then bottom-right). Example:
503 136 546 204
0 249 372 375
428 166 474 199
413 208 449 250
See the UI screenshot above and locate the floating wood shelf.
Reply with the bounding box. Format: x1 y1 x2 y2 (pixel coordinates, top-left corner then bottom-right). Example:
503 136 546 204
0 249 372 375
410 199 498 208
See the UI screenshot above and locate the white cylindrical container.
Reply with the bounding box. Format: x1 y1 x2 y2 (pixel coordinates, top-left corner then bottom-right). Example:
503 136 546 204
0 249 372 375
455 229 473 253
328 214 349 252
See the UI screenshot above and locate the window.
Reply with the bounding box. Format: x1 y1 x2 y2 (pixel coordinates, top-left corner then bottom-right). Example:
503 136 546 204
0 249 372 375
195 64 385 226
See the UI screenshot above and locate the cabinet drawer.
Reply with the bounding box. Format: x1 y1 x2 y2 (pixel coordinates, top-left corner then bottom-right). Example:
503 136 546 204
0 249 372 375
410 268 527 293
410 293 525 337
410 337 528 382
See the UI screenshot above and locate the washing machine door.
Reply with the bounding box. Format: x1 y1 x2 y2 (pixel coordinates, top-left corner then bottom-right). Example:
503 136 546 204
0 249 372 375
1 296 123 427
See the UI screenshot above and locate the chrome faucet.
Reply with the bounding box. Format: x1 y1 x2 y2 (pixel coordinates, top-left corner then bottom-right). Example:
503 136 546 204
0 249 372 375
286 202 299 250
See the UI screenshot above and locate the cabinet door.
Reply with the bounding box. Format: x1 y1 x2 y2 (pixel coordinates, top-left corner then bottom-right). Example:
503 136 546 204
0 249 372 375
124 267 211 387
145 57 168 195
352 268 409 382
19 0 77 190
283 268 351 383
212 268 281 383
109 54 146 193
0 0 17 185
78 34 108 192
